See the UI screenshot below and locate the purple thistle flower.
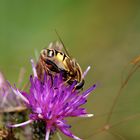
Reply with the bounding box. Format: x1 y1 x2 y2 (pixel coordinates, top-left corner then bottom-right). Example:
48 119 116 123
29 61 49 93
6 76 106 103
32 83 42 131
9 60 96 140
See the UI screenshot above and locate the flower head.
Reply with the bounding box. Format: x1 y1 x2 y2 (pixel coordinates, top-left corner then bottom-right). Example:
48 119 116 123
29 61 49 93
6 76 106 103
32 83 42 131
9 60 96 140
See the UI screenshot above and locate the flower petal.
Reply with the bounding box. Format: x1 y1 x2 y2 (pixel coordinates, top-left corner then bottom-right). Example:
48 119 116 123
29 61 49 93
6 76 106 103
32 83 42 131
82 66 91 79
82 84 96 98
45 128 50 140
30 59 37 78
8 120 33 128
57 120 82 140
8 83 29 104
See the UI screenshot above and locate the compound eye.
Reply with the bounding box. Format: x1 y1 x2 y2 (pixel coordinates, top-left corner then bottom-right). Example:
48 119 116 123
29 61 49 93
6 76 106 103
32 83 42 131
47 49 54 57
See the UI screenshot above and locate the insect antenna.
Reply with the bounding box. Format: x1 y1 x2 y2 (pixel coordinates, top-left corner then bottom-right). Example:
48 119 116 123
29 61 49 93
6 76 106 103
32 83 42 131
54 29 71 57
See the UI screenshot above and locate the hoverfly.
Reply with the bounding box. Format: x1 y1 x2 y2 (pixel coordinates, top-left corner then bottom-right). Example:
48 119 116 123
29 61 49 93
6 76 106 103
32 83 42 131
36 41 85 90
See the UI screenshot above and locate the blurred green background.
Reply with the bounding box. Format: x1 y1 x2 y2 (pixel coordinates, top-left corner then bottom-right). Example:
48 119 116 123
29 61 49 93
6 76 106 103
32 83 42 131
0 0 140 140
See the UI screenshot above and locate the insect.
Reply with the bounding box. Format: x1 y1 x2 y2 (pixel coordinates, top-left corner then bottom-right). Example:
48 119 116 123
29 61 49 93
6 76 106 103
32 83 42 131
36 41 85 89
